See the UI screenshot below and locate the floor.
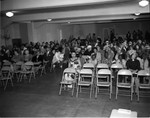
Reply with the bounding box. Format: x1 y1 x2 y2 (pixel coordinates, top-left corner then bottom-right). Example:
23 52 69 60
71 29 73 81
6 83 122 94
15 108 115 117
0 68 150 117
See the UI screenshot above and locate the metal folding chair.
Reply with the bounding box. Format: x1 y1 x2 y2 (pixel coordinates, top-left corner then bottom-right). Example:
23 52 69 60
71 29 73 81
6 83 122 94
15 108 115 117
137 70 150 101
95 69 112 99
76 69 94 98
59 67 77 96
0 66 13 90
116 69 134 101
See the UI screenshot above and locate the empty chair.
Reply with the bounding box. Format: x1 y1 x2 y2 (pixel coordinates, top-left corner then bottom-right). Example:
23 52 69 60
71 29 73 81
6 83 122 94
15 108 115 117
59 67 77 96
95 69 112 99
137 70 150 101
116 69 134 101
83 63 95 70
76 69 93 98
0 66 13 90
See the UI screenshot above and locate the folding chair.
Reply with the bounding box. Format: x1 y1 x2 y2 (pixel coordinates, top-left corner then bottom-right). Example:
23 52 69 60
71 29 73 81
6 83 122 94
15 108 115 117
40 60 49 76
59 67 77 96
76 69 94 98
0 66 13 90
33 62 42 75
95 69 112 99
111 63 123 85
13 61 24 82
116 69 134 101
20 61 35 83
3 61 12 67
137 70 150 101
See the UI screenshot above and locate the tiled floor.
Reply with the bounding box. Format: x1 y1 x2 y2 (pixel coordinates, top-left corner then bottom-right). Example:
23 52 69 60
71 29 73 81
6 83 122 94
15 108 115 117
0 68 150 117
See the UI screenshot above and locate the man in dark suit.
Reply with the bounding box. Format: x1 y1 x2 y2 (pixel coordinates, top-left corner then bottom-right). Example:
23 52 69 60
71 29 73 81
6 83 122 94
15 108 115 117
32 51 43 63
43 47 54 70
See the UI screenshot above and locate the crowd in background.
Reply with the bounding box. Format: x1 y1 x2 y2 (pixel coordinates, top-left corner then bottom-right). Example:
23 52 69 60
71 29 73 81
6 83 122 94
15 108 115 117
0 29 150 72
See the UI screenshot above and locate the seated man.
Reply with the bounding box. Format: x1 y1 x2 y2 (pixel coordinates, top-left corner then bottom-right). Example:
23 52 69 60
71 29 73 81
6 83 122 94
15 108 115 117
32 51 43 63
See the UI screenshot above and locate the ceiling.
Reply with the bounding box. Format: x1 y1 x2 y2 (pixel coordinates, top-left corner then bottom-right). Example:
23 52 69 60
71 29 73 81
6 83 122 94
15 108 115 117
1 0 150 25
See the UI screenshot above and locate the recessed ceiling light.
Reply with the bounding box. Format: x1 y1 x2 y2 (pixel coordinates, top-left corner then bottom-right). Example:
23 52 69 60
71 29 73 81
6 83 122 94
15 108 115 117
139 0 149 7
47 19 52 21
6 11 14 17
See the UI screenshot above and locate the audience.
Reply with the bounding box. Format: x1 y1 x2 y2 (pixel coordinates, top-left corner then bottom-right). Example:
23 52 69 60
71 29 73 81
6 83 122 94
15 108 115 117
0 29 150 74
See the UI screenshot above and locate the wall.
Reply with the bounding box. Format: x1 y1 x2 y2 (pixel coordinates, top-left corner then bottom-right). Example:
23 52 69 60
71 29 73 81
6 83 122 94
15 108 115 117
32 22 61 43
26 20 150 43
1 20 149 48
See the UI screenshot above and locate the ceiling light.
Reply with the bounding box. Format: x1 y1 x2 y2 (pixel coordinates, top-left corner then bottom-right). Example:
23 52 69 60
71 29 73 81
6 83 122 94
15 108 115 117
135 12 140 16
47 19 52 21
6 12 14 17
139 0 149 7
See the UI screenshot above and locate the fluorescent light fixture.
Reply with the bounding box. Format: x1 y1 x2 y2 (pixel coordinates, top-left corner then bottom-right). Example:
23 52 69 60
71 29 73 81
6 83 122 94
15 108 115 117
6 12 14 17
47 19 52 21
139 0 149 7
135 12 140 16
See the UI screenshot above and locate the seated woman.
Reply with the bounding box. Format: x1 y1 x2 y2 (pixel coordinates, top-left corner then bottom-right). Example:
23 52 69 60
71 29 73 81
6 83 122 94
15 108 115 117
88 53 98 67
115 54 126 68
51 47 64 69
22 49 33 62
68 51 81 70
11 50 21 63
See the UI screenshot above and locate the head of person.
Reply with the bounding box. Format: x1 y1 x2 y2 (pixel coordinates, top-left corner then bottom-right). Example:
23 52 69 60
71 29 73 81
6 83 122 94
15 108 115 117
71 51 76 58
24 49 29 55
91 53 96 60
87 45 92 51
93 47 97 53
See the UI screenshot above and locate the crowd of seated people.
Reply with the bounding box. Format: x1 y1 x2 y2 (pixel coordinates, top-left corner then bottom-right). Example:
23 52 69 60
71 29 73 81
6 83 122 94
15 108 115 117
0 30 150 75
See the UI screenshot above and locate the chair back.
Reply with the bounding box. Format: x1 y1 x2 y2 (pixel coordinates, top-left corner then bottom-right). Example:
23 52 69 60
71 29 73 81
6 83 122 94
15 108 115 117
137 70 150 88
23 61 34 71
62 67 76 82
137 70 150 76
79 69 93 83
117 69 133 85
97 69 112 83
117 69 132 76
111 63 123 69
1 66 12 78
97 63 109 70
14 61 24 71
83 63 94 70
3 61 12 67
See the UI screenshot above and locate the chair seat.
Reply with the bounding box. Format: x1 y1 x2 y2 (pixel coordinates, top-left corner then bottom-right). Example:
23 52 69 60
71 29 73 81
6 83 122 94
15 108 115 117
139 84 150 89
0 77 11 80
78 81 92 86
118 83 131 88
61 80 75 84
97 82 111 86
